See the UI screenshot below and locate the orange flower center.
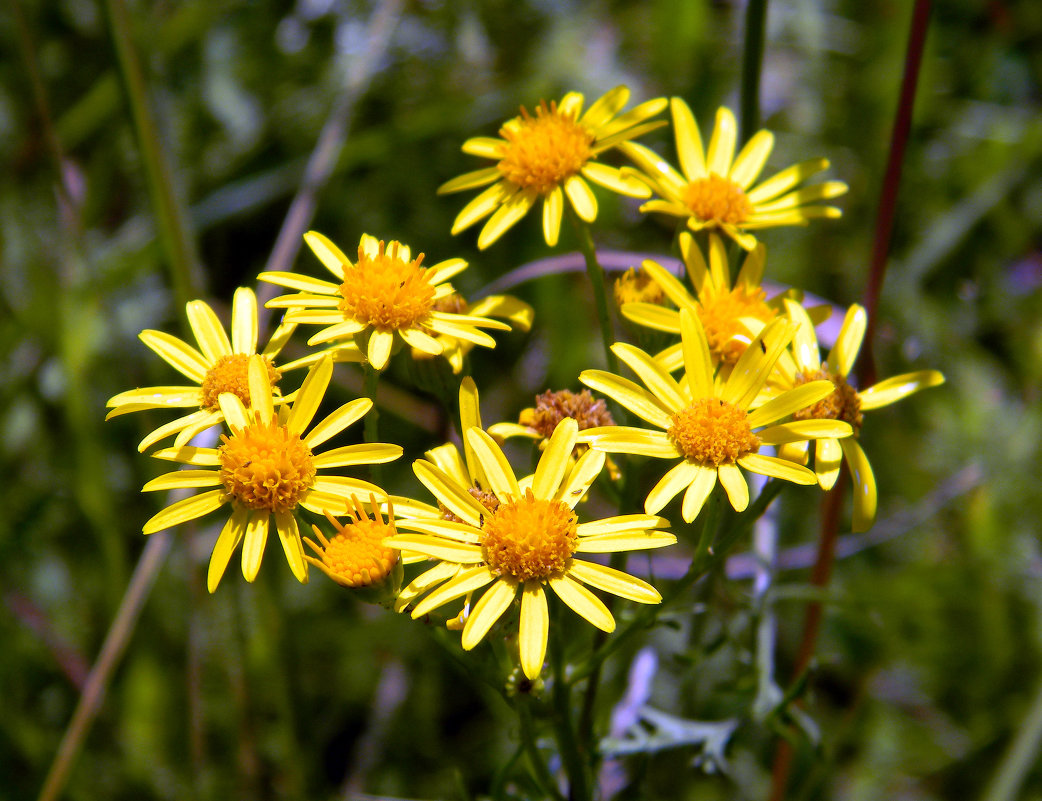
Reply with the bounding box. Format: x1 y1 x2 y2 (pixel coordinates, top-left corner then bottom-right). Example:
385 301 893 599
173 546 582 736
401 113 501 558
792 369 863 432
339 240 435 331
497 101 594 195
614 266 665 307
698 286 776 365
481 489 578 582
668 398 760 465
308 497 398 588
218 417 316 512
683 173 753 225
199 354 281 411
518 389 615 440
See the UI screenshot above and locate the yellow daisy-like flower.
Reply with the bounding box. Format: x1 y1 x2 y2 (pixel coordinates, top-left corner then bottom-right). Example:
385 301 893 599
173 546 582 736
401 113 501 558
410 290 534 374
614 265 666 308
304 494 402 591
776 300 945 532
621 232 785 369
621 100 848 250
438 85 667 249
579 310 853 522
140 355 402 591
259 232 511 371
106 287 299 452
385 418 676 680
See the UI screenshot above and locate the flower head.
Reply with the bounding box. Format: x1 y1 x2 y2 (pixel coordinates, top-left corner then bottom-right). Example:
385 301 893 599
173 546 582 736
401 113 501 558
139 355 402 591
579 310 853 522
775 300 945 531
259 232 511 371
386 418 675 680
439 86 667 249
614 265 666 307
304 495 402 597
106 288 298 452
621 233 785 370
622 100 848 250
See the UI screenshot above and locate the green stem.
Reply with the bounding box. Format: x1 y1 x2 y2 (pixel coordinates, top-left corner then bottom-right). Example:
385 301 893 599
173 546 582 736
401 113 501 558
550 622 590 801
739 0 769 144
568 209 619 373
517 695 567 801
980 668 1042 801
362 361 385 485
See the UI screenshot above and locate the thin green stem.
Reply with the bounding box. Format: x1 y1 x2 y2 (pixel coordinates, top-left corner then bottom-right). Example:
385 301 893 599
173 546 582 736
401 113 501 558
739 0 769 144
980 668 1042 801
550 622 590 801
568 209 619 373
517 695 567 801
362 361 385 485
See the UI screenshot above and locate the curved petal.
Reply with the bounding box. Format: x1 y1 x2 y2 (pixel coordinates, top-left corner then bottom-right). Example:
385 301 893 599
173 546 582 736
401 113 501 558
478 191 536 250
139 330 209 384
737 453 817 484
706 107 737 177
412 564 496 618
680 308 714 400
310 443 402 468
240 511 269 582
186 300 232 362
826 305 867 378
574 531 677 553
449 180 511 232
568 560 662 604
465 427 521 500
542 186 564 247
231 287 259 355
717 463 749 512
815 436 842 490
581 162 650 197
841 437 877 532
612 343 687 411
563 175 598 223
644 459 700 516
729 129 774 189
383 534 484 563
681 465 718 522
207 505 249 592
579 370 675 428
859 370 945 410
461 577 518 649
746 158 830 204
367 329 395 370
247 354 273 421
304 398 372 448
746 380 838 428
549 573 614 631
519 582 549 680
670 97 706 180
556 444 605 508
532 418 578 500
578 428 677 459
460 136 508 159
142 469 222 492
274 509 307 583
413 459 486 527
756 419 853 444
303 230 351 280
438 166 503 194
142 490 225 534
287 356 333 435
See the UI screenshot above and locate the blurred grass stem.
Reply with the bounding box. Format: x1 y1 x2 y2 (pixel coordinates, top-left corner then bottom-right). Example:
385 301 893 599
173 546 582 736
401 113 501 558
739 0 768 144
568 209 619 373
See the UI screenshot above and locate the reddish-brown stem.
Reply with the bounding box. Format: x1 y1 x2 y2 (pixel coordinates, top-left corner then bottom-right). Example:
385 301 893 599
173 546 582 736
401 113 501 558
859 0 933 388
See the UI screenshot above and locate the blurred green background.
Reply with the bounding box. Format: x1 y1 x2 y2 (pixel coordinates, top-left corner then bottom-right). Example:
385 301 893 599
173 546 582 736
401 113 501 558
3 0 1042 799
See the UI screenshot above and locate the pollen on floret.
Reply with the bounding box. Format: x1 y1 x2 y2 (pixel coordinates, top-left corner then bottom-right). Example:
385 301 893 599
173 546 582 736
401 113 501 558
481 489 578 582
698 287 776 365
497 101 595 195
793 369 863 431
339 240 435 331
519 389 615 440
304 496 399 588
200 354 281 411
614 266 665 307
218 416 315 512
683 173 754 225
668 398 760 466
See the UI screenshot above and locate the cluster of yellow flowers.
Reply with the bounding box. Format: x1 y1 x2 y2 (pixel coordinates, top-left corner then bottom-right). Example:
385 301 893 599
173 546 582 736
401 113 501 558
108 86 943 681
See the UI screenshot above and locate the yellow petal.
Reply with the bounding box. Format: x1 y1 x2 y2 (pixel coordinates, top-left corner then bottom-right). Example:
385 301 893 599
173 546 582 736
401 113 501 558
620 302 681 333
532 418 578 500
241 511 269 582
721 318 794 409
230 287 259 355
186 300 232 363
478 191 536 250
612 342 687 411
859 370 945 410
449 180 511 231
310 443 402 468
458 377 483 479
257 271 340 294
461 577 518 649
575 531 677 553
367 329 394 370
556 446 606 508
746 380 837 429
746 158 830 204
288 355 333 435
142 489 225 534
275 509 307 583
207 505 249 592
412 565 496 619
815 437 842 490
519 582 549 680
680 308 714 400
579 370 675 428
460 137 508 159
150 445 220 466
579 427 677 459
826 304 866 378
706 107 737 177
737 453 817 484
542 186 563 247
581 162 650 198
106 385 201 411
784 298 823 372
581 85 628 128
142 469 221 492
247 354 273 420
413 459 486 527
756 419 852 444
729 129 774 189
465 428 520 500
304 398 372 448
303 230 351 280
670 97 706 180
383 534 484 563
645 459 701 516
681 465 718 522
717 463 749 512
568 559 662 604
438 166 502 194
218 392 249 431
139 330 208 383
576 514 671 537
564 175 598 222
840 437 877 532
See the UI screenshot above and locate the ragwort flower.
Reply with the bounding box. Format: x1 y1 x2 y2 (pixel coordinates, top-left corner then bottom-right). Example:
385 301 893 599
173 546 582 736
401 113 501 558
106 287 296 452
776 300 945 532
140 355 402 591
621 100 848 250
621 232 784 368
579 310 853 522
260 232 510 371
386 418 675 680
438 85 667 249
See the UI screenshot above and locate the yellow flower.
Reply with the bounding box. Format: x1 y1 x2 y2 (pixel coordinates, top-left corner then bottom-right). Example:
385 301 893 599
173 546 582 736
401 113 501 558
488 388 614 445
140 355 402 591
621 100 848 250
438 85 667 249
776 300 945 532
259 232 511 371
614 265 666 308
385 418 675 680
410 290 533 374
621 232 784 369
304 494 402 594
106 287 300 452
579 310 853 522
